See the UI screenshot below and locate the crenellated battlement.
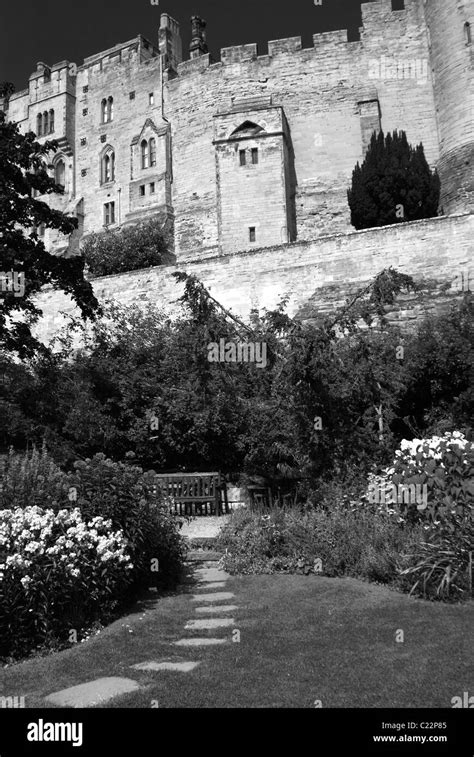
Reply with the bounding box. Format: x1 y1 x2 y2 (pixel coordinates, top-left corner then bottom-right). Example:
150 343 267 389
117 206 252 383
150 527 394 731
170 0 414 80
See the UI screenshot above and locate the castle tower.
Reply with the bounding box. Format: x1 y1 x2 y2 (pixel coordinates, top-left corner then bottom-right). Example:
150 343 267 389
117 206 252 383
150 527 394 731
423 0 474 213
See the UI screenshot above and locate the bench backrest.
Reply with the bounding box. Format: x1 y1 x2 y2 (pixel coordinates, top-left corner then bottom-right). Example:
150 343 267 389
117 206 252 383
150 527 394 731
153 472 222 502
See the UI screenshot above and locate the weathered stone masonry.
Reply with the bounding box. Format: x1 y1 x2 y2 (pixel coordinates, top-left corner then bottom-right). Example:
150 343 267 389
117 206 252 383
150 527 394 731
33 213 474 346
0 0 473 339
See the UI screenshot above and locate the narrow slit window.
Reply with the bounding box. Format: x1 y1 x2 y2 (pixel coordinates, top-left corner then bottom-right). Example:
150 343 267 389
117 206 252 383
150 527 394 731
465 22 472 45
150 182 155 194
249 227 256 242
104 201 115 226
149 138 156 167
239 150 246 166
251 148 258 164
139 185 145 196
141 140 149 169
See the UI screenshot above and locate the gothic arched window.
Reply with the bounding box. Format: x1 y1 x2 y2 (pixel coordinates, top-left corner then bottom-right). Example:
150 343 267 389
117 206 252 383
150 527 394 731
43 111 49 134
107 96 113 122
49 109 54 133
149 137 156 167
36 113 43 136
101 147 115 183
101 98 107 123
141 139 149 169
55 159 65 189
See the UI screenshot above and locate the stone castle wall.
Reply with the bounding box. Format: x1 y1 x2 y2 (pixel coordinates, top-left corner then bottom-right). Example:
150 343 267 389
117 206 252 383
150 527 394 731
34 213 473 347
166 0 440 259
3 0 461 262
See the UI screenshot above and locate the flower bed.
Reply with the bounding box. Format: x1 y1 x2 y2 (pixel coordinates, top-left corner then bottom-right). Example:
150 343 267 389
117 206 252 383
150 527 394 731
0 506 133 659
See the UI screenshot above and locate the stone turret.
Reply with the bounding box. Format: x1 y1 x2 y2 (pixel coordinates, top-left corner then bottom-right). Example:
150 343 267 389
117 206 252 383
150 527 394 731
189 16 208 59
158 13 182 71
423 0 474 213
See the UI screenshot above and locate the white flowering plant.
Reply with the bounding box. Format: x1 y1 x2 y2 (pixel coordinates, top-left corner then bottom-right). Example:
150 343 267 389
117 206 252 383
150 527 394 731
365 432 474 524
0 505 133 659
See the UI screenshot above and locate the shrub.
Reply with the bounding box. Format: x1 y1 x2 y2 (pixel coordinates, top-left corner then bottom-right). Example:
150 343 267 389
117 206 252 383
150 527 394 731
80 216 171 277
216 506 423 584
64 454 186 590
0 446 71 511
366 432 474 524
397 515 474 601
0 506 133 659
347 130 440 229
1 449 186 594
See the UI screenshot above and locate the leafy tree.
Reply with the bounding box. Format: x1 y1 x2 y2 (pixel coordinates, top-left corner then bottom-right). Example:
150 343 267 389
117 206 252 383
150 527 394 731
0 112 99 357
347 130 440 230
80 215 172 277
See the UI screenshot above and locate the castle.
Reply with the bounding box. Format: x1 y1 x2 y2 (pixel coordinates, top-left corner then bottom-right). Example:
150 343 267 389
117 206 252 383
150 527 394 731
1 0 473 338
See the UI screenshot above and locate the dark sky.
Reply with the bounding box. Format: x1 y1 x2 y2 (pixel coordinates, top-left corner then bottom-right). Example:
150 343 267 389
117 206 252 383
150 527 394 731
1 0 374 91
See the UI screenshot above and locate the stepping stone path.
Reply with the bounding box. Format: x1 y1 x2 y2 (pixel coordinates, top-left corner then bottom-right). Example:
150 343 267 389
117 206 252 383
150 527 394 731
45 677 140 708
44 535 238 706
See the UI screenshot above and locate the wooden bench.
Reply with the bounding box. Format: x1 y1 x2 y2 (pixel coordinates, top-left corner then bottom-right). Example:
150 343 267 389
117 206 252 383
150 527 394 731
153 472 229 516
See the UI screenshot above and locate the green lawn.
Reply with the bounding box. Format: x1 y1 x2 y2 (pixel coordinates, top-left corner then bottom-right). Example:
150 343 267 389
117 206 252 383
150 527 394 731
1 572 472 708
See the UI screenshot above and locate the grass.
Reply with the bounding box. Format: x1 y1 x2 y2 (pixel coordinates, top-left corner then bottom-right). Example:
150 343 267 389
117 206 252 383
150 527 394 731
1 570 472 708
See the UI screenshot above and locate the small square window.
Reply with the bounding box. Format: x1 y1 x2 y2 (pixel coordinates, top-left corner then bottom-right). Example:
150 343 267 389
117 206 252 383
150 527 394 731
150 182 155 194
83 85 89 93
82 108 88 116
139 185 145 196
249 227 256 242
251 148 259 164
129 91 135 100
239 150 246 166
80 137 87 146
100 134 107 143
81 169 87 177
149 93 154 105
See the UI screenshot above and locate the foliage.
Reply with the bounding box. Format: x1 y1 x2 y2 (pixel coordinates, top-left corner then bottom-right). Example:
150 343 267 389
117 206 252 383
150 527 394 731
366 432 474 524
64 453 187 590
398 515 474 601
80 216 171 277
216 505 423 584
0 448 186 592
0 445 71 511
347 130 440 230
0 112 99 357
0 273 471 491
0 506 133 659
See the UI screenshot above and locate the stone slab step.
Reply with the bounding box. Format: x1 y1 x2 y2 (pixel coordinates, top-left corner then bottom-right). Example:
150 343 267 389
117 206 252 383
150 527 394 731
45 677 140 708
194 569 229 582
131 661 200 672
195 605 238 614
191 592 234 602
185 618 235 630
173 638 228 647
196 581 227 589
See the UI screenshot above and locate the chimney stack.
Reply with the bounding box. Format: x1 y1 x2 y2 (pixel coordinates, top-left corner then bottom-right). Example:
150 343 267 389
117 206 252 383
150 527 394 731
159 14 183 71
189 16 208 59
